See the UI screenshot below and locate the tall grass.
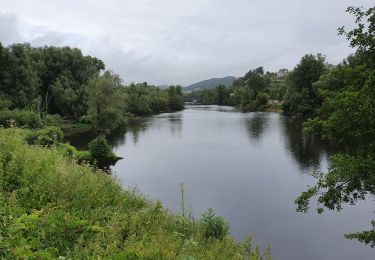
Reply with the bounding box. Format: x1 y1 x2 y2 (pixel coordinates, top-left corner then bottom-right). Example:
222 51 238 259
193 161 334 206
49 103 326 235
0 128 271 259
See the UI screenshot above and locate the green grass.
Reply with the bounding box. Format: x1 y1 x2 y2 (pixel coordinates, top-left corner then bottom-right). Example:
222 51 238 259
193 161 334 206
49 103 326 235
0 128 271 259
55 142 92 162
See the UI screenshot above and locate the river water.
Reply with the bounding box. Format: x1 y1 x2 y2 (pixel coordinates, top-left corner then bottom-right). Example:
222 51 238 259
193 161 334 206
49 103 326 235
67 106 375 260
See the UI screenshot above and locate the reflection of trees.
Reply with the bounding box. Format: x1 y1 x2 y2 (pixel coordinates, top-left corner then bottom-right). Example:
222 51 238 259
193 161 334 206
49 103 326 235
244 113 269 143
63 130 97 150
280 116 337 172
167 113 183 137
127 121 150 145
106 127 127 147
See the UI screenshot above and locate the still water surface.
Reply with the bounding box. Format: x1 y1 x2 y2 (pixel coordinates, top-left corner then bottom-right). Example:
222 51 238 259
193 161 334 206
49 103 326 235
68 106 375 260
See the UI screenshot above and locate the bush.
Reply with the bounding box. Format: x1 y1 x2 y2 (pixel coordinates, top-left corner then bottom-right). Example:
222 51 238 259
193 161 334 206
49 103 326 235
26 126 64 147
255 93 270 107
0 99 12 110
55 143 91 162
0 109 42 128
88 136 115 166
45 114 63 127
200 208 230 240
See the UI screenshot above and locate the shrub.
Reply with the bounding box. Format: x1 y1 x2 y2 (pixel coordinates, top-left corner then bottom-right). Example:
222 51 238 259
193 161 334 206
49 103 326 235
55 143 91 163
88 136 115 166
45 114 63 127
0 99 12 110
254 93 270 111
0 109 42 128
200 208 230 240
26 126 64 147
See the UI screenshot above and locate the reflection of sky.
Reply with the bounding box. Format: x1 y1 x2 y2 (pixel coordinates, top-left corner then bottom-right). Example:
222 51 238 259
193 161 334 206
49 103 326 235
110 106 374 260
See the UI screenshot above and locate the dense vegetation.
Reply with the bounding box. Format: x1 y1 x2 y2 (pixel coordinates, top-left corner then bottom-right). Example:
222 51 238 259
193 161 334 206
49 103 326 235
0 43 184 134
1 2 374 256
184 69 286 112
0 128 270 259
294 6 375 246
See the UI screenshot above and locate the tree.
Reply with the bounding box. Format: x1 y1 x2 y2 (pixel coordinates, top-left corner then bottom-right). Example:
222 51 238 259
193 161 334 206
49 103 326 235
29 45 104 118
296 6 375 247
283 54 326 116
85 71 127 134
232 67 270 111
167 85 184 111
0 43 39 108
88 135 115 167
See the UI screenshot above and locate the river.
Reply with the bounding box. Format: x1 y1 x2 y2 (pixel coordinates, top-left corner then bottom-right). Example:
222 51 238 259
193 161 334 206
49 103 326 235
67 105 375 260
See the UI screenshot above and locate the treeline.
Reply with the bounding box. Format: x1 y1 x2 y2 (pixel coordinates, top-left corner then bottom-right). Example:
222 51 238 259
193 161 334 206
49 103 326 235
0 43 184 133
184 68 287 112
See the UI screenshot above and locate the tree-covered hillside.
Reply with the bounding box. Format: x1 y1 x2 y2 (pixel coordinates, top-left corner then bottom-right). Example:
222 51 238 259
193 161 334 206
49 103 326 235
184 76 236 91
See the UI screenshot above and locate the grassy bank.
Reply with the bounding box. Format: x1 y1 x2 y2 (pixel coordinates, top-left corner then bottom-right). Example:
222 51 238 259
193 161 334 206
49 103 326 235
0 128 270 259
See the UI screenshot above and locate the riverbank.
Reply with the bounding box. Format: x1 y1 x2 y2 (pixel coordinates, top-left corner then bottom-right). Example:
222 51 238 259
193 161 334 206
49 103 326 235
0 128 270 259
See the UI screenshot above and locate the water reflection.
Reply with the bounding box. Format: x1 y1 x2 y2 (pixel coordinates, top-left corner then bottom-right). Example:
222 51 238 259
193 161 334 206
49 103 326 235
166 113 183 137
186 105 235 113
280 116 337 172
243 113 269 143
126 121 150 146
63 129 97 150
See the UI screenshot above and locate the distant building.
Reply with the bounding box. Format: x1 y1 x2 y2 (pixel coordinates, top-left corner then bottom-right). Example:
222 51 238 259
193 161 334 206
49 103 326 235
277 68 289 78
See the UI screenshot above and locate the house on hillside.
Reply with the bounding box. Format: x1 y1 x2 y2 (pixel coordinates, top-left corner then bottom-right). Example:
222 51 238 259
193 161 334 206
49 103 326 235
277 68 289 78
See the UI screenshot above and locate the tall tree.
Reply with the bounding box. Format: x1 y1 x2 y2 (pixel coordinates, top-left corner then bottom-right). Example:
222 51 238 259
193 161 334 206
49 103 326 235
85 71 127 134
296 6 375 247
283 54 326 116
0 43 39 108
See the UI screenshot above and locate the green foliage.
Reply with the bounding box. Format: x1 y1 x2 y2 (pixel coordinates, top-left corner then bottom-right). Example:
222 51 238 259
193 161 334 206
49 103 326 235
125 83 184 116
0 43 184 135
338 6 375 67
268 79 288 101
167 85 184 111
0 43 104 118
200 208 229 240
345 221 375 247
0 43 39 109
55 142 91 162
88 136 116 167
0 109 42 128
296 6 375 247
44 114 63 127
184 70 286 112
0 99 12 110
231 67 272 112
0 128 268 259
25 126 63 147
283 54 326 116
31 45 104 118
85 71 128 134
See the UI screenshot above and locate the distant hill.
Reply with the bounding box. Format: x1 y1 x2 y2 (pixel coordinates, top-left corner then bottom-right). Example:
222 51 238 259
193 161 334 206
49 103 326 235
184 76 236 91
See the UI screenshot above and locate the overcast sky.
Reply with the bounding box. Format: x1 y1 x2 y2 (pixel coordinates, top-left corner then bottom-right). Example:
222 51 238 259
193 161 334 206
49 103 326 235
0 0 373 86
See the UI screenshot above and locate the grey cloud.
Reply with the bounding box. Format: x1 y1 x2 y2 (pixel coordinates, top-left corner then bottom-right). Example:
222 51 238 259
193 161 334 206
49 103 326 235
0 13 23 46
0 0 373 85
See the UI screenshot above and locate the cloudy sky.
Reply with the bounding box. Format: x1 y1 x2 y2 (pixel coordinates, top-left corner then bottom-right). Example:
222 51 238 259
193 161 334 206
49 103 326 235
0 0 373 85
